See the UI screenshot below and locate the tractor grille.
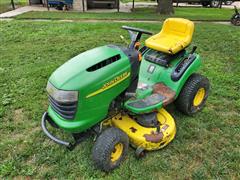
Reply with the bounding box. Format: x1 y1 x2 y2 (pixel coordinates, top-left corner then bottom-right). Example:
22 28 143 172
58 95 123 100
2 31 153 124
49 95 77 120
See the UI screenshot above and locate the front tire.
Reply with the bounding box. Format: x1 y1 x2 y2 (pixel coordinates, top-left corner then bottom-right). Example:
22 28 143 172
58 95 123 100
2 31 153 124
175 73 210 115
92 127 129 172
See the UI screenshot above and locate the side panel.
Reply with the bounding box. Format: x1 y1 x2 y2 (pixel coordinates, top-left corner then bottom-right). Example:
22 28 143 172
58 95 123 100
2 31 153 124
138 52 201 98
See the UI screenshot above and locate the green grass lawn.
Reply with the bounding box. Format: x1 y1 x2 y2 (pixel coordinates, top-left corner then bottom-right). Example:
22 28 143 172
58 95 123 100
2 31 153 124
0 20 240 179
16 7 234 21
0 0 27 13
0 0 13 13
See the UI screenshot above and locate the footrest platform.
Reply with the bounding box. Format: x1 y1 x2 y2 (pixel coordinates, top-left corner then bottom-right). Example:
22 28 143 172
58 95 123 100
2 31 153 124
125 94 165 114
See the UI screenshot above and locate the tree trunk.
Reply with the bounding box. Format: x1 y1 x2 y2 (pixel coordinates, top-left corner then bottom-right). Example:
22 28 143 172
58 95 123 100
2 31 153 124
11 0 15 9
157 0 174 15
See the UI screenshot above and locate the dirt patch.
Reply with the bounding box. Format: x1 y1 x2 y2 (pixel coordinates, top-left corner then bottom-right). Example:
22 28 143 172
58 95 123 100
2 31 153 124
29 126 41 135
13 108 25 124
26 154 37 165
12 132 25 141
42 100 49 110
13 176 31 180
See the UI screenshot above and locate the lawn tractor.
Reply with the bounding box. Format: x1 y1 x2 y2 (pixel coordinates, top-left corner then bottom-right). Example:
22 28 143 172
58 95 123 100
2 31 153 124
231 6 240 26
41 18 210 171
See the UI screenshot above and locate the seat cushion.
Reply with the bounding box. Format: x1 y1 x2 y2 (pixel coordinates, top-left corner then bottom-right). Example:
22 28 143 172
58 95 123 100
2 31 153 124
145 18 194 54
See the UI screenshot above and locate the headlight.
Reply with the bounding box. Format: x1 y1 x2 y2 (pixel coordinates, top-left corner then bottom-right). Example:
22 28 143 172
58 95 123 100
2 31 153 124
46 81 78 103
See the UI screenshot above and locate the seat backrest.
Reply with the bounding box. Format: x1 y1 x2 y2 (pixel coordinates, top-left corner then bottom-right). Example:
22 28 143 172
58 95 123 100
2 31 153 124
161 18 194 42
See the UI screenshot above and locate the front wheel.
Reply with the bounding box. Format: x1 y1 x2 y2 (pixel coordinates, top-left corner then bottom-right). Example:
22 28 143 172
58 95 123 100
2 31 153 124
175 73 210 115
92 127 129 172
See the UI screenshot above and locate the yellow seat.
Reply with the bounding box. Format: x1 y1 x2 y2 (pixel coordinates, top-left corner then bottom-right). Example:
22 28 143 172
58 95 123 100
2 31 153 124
145 18 194 54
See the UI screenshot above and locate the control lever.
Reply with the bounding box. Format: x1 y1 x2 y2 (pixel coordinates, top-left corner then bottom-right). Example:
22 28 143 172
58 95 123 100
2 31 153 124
177 46 197 73
186 46 197 61
171 46 197 81
152 113 160 133
190 46 197 54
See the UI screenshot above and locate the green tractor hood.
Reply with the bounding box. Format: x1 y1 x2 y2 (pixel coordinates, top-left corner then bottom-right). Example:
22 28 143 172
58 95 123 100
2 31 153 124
47 45 135 132
49 45 126 90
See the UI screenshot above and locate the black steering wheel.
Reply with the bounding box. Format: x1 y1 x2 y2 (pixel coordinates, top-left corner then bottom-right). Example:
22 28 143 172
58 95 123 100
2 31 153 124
122 26 153 50
122 26 153 35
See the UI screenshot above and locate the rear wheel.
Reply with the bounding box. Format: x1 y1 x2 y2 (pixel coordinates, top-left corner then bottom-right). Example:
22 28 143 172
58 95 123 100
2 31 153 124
225 1 233 5
210 0 220 8
175 73 210 115
92 127 129 172
231 17 240 26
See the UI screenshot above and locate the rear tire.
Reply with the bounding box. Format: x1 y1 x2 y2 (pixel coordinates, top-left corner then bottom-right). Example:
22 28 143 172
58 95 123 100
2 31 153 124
175 73 210 115
210 0 220 8
231 17 240 26
225 1 233 5
92 127 129 172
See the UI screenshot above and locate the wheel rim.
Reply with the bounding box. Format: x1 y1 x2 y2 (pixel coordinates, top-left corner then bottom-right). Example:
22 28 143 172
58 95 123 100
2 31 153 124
193 88 205 106
236 20 240 26
212 1 219 6
111 143 123 162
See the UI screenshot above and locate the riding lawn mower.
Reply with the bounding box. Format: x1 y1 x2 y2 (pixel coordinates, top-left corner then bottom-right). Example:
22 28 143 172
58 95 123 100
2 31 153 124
231 6 240 26
41 18 210 171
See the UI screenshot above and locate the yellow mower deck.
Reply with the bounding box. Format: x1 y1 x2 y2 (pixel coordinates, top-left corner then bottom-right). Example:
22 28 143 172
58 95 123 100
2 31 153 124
110 108 176 151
